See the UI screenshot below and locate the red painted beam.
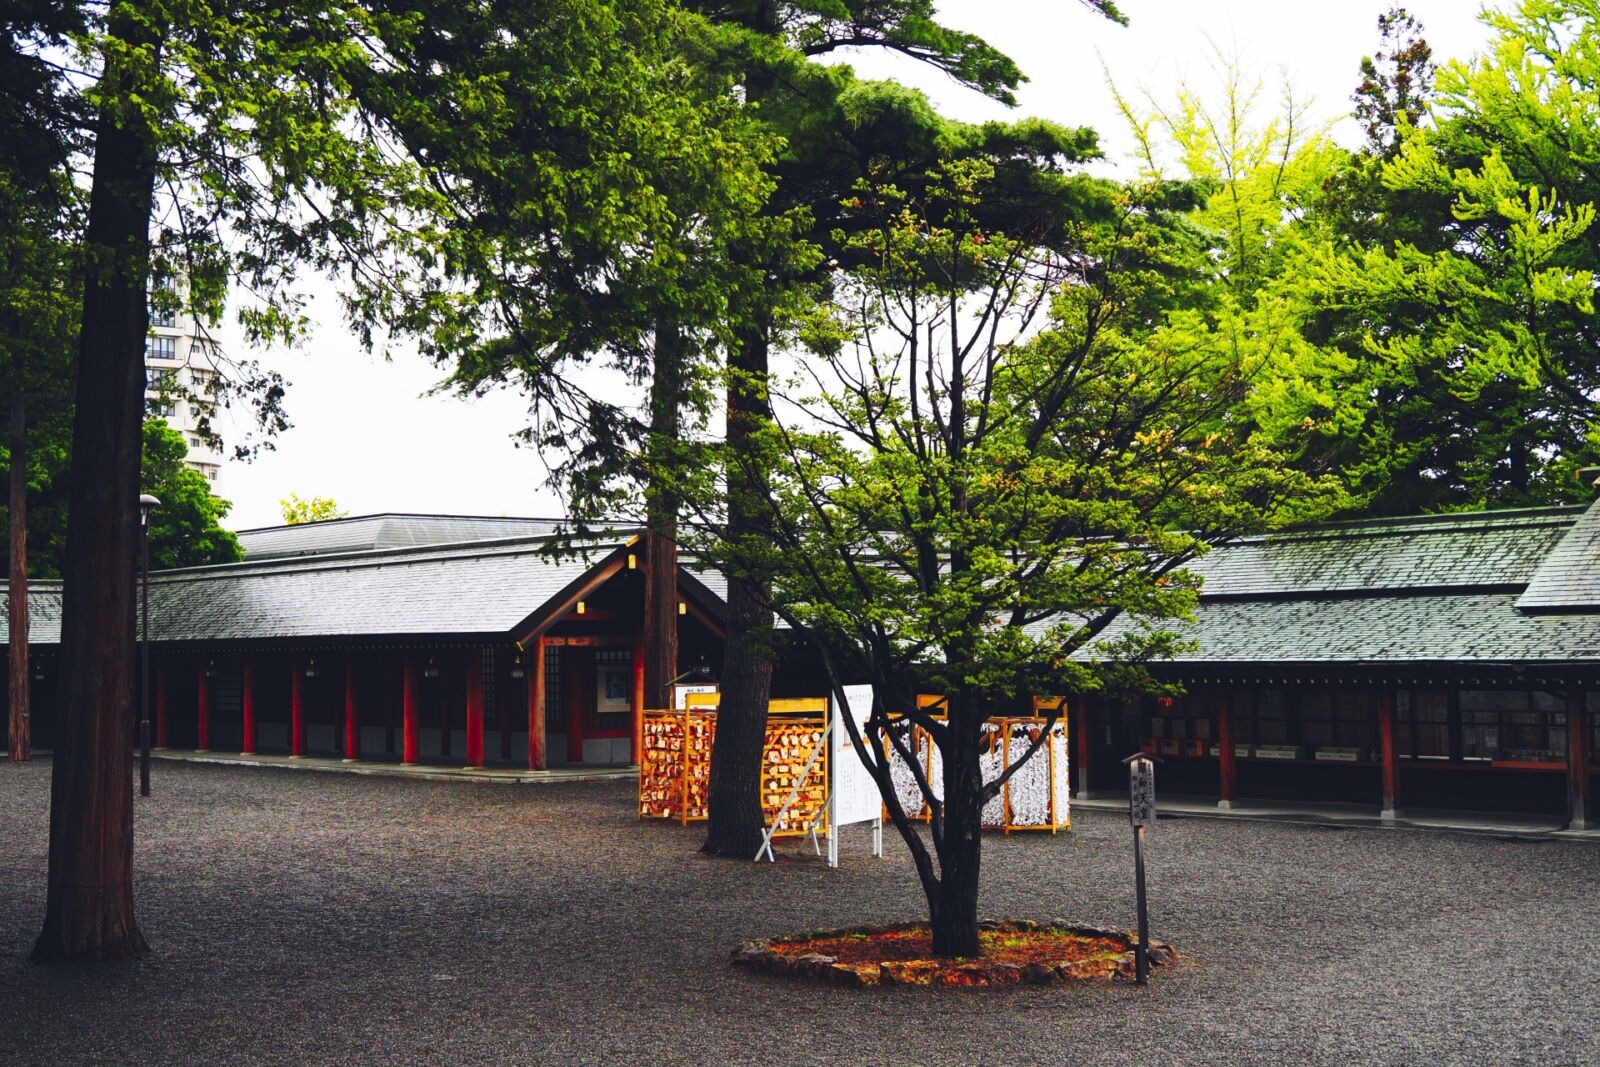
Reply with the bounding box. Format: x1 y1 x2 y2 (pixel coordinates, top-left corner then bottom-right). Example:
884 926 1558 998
1379 690 1398 821
241 658 257 755
528 637 546 771
290 656 306 757
154 661 168 749
196 662 210 751
1569 691 1590 830
631 627 645 765
402 655 420 764
1217 694 1235 809
465 650 485 767
344 656 359 760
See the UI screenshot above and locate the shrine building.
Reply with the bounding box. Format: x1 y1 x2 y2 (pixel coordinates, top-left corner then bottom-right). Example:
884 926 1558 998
1 516 732 771
4 494 1600 827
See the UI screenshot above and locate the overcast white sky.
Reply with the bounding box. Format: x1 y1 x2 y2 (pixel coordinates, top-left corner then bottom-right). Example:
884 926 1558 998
212 0 1497 530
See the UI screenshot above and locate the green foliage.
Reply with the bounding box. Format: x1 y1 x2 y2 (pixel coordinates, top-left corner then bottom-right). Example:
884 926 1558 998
1295 1 1600 512
141 421 243 570
749 162 1349 707
278 493 347 525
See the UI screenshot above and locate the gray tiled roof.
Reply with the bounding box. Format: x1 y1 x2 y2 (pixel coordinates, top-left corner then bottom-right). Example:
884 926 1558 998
1518 499 1600 612
140 537 627 642
1187 507 1579 598
1088 592 1600 665
0 585 63 644
235 514 616 560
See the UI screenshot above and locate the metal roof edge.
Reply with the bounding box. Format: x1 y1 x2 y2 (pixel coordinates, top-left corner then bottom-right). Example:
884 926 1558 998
232 512 630 535
1198 583 1532 604
1233 504 1585 545
149 531 642 584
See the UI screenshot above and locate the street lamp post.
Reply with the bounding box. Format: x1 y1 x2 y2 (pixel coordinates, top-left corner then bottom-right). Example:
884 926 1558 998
139 493 160 797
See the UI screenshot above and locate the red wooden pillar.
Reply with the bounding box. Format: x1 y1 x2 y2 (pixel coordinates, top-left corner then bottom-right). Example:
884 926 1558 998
290 656 306 757
1379 689 1399 822
196 661 211 751
631 627 646 765
1073 695 1093 797
241 658 257 755
465 649 485 767
402 654 420 765
1568 691 1590 831
528 636 547 770
343 656 359 761
154 661 169 748
1217 693 1236 809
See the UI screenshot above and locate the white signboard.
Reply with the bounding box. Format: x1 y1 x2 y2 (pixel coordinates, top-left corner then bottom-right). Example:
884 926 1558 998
672 684 718 710
821 685 885 867
835 686 884 827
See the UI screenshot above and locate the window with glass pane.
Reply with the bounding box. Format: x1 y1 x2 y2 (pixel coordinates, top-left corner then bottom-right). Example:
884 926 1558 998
1333 691 1374 749
1253 689 1288 745
1458 691 1566 761
1458 690 1506 759
1301 690 1334 749
147 369 176 391
1401 690 1450 758
1508 691 1565 761
146 336 176 360
147 399 174 417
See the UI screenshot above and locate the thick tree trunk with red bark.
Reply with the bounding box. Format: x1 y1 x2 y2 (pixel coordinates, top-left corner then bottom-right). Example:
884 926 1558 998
641 314 680 711
7 385 29 762
701 0 780 860
32 19 158 962
703 309 775 858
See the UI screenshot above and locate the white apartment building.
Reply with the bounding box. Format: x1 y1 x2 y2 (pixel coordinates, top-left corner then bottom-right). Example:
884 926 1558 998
145 289 225 483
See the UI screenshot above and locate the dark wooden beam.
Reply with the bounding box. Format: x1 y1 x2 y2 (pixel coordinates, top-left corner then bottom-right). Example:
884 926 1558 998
1379 689 1398 822
1217 693 1236 809
1569 691 1590 830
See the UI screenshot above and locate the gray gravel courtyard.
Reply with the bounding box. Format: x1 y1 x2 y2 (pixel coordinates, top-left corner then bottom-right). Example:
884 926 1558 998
0 760 1597 1066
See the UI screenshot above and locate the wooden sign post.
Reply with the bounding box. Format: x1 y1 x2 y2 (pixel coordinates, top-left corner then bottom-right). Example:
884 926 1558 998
1125 753 1156 986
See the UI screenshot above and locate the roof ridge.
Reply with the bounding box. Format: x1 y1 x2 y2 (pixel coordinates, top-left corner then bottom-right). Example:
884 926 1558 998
232 512 589 535
152 531 639 582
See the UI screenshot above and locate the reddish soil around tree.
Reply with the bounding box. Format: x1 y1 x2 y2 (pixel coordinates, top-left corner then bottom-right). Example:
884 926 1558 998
769 926 1127 966
735 920 1177 986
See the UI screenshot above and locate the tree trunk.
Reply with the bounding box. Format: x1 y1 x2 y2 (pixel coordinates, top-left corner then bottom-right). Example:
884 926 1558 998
702 1 780 858
7 385 29 762
32 17 158 962
642 313 681 710
702 312 775 858
929 709 984 958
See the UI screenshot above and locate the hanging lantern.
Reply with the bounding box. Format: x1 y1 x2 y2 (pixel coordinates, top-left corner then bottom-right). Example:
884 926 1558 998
509 652 526 680
423 656 440 679
304 655 319 679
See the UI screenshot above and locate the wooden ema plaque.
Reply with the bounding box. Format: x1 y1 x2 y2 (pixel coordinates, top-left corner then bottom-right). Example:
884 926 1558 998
639 708 715 823
882 695 1070 833
638 702 829 837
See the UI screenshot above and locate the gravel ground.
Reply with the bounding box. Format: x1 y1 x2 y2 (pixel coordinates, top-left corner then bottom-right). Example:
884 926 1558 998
0 760 1597 1066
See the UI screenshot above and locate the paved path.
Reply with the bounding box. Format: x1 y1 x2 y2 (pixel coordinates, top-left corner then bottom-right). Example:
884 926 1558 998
1 759 1597 1065
152 748 638 786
